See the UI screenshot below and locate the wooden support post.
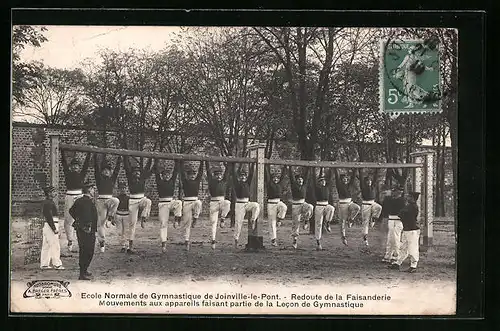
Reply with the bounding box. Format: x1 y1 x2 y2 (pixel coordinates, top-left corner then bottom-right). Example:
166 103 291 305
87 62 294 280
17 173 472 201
246 141 266 251
411 150 435 251
49 134 60 208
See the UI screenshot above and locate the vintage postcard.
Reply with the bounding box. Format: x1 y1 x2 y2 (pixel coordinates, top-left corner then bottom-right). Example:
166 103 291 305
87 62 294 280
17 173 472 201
10 22 457 315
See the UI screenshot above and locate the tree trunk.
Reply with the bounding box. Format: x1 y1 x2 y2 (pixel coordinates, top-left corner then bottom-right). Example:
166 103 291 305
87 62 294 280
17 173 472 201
435 123 443 217
446 30 458 218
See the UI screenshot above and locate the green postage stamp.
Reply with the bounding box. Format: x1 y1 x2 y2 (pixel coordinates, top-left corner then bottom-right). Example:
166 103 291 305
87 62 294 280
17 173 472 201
379 38 442 115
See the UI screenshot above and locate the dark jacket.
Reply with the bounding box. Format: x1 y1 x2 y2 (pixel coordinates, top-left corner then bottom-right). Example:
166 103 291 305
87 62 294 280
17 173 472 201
206 161 229 197
381 196 406 218
42 199 58 232
61 153 91 190
69 195 98 234
399 202 420 231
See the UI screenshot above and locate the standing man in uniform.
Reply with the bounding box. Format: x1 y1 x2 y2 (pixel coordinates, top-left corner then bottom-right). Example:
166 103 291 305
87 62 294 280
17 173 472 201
333 168 361 246
312 168 335 251
179 161 204 251
69 182 98 280
232 163 260 249
289 166 313 249
154 159 182 253
61 151 91 253
205 161 231 250
381 185 406 263
40 185 64 270
93 153 121 253
389 192 421 272
123 156 153 254
265 164 288 247
358 168 382 246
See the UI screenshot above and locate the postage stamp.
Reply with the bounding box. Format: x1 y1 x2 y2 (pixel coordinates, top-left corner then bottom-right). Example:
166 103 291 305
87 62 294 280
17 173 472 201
379 37 442 116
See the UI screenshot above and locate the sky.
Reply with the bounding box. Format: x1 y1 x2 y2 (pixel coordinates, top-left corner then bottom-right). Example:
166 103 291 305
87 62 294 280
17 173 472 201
19 25 182 69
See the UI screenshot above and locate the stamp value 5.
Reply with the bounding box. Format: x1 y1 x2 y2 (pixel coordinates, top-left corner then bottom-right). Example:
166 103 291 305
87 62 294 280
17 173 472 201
379 38 442 115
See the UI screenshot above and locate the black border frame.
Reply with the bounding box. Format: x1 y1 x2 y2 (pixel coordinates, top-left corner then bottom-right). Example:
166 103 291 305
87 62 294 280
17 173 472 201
6 7 487 328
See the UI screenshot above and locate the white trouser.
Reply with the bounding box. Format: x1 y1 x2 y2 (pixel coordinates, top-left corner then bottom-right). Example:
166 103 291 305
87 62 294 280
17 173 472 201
115 212 130 248
64 191 82 244
314 202 335 241
267 199 287 241
384 217 404 260
128 195 152 241
40 220 62 268
338 198 361 237
396 229 421 268
159 199 182 242
96 196 120 244
209 197 231 241
291 201 313 238
182 198 202 241
234 200 260 241
361 200 382 236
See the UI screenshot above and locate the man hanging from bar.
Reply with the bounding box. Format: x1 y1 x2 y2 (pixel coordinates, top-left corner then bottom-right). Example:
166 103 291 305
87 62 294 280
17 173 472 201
389 191 421 273
115 181 130 252
93 153 121 253
289 166 313 250
333 168 361 246
61 150 91 253
179 161 203 251
232 163 260 249
358 168 382 246
206 161 231 250
123 156 153 254
312 167 335 251
381 184 406 263
154 159 183 253
265 164 288 247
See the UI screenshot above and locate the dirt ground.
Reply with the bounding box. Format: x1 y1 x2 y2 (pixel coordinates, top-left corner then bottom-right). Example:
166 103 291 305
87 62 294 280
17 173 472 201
10 215 456 286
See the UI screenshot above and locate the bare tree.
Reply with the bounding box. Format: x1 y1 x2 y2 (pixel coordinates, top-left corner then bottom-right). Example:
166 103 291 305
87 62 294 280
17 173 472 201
12 25 48 108
14 66 88 125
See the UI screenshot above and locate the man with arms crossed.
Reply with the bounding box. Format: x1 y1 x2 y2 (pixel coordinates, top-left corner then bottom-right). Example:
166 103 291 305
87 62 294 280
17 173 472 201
289 166 313 249
389 192 421 272
205 161 231 250
232 163 260 249
154 159 182 253
123 156 153 254
93 153 121 253
61 151 91 253
265 164 288 247
179 161 204 251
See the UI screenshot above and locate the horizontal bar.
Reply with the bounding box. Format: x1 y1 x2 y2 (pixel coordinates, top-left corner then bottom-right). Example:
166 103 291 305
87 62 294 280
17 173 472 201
263 159 423 168
59 144 423 168
59 144 257 163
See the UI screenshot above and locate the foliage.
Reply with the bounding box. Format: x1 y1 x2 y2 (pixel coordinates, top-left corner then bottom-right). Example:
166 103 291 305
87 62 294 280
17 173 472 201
12 26 48 106
14 66 88 125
